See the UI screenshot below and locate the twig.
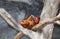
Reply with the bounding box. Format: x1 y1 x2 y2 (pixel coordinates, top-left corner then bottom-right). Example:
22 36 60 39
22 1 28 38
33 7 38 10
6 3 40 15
14 32 23 39
32 13 60 30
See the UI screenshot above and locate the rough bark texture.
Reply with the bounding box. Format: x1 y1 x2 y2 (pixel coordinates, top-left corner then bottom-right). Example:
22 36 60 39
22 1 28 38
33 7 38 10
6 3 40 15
0 0 60 39
31 0 60 39
0 0 43 39
40 0 60 39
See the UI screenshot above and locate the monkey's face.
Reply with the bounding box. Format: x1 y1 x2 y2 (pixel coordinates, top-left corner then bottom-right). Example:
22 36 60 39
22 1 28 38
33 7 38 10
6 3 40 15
31 15 40 24
33 17 40 24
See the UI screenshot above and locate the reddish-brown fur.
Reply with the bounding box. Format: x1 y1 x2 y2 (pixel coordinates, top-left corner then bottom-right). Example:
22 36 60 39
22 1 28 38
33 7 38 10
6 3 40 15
20 16 40 29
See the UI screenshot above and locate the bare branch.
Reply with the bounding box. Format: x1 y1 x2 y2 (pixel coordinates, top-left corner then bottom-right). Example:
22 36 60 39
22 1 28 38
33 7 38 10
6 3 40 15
55 20 60 25
14 32 23 39
31 0 60 39
0 8 34 37
7 0 32 5
32 13 60 30
0 0 60 39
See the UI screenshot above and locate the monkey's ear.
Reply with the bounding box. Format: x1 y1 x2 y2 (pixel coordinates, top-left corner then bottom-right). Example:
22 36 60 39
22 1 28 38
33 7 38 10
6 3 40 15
27 16 32 20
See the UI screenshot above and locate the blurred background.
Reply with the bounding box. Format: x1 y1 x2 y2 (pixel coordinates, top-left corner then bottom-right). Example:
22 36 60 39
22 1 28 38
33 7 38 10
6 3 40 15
0 0 60 39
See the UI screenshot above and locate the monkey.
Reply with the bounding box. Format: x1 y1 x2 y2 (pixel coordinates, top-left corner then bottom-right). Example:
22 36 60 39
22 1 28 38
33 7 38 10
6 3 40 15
14 15 40 39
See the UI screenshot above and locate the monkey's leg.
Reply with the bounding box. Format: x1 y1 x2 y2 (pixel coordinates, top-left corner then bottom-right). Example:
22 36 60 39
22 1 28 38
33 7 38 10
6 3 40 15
14 32 24 39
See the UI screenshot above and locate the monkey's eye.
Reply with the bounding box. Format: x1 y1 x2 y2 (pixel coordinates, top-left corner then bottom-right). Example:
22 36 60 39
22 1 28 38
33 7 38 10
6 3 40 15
22 20 24 22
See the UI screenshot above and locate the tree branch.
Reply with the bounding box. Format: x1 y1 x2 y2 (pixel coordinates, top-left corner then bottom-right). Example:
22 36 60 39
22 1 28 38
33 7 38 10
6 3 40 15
0 8 34 37
0 0 60 39
32 0 60 39
32 13 60 30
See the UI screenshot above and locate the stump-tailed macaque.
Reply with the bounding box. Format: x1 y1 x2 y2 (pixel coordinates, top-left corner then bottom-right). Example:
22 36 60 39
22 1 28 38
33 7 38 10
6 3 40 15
14 15 40 39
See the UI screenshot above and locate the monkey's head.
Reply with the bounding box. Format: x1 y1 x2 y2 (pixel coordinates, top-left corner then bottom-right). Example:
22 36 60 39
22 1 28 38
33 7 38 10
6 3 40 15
33 16 40 24
30 15 40 24
20 15 40 29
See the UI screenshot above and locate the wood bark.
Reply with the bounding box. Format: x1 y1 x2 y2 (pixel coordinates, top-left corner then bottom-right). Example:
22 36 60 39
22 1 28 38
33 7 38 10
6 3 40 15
40 0 60 39
0 0 60 39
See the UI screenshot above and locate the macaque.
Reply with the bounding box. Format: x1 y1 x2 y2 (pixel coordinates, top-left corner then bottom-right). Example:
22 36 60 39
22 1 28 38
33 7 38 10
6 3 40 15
14 15 40 39
20 15 40 29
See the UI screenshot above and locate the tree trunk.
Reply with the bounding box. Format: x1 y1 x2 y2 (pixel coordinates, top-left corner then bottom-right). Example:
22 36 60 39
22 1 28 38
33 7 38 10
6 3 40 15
0 0 60 39
40 0 60 39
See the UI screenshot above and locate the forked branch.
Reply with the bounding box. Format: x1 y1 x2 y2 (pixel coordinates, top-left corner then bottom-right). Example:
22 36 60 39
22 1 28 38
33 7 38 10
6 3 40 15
0 8 60 39
0 8 60 31
0 8 34 37
32 13 60 31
